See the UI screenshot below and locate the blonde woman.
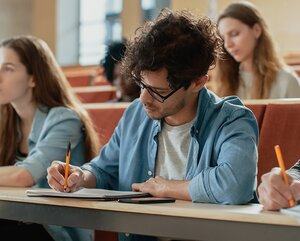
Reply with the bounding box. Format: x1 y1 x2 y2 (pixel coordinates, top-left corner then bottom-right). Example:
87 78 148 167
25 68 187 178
210 1 300 99
0 36 99 241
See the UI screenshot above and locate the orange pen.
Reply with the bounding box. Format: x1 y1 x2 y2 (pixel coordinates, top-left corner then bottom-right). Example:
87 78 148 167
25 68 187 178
274 145 295 207
63 141 71 191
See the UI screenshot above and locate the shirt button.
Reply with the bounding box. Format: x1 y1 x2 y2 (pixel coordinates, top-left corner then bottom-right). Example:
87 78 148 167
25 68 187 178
125 233 130 237
147 170 152 176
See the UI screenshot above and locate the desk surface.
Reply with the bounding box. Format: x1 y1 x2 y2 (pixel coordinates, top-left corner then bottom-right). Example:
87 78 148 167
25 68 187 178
0 187 299 241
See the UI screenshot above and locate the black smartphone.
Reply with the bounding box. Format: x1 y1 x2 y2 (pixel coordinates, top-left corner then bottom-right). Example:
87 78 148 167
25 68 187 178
118 197 176 204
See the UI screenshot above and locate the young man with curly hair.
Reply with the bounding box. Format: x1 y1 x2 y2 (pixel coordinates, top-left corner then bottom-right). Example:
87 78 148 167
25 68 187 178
48 8 259 241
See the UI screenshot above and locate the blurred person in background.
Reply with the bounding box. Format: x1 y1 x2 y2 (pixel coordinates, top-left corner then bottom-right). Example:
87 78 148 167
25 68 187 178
92 40 140 102
208 1 300 99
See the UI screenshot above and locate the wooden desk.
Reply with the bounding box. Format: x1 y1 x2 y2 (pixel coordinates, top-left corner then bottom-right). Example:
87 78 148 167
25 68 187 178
0 187 299 241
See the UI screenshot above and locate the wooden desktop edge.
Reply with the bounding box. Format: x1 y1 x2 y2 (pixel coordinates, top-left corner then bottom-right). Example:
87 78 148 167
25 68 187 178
0 187 298 227
0 187 299 241
243 98 300 105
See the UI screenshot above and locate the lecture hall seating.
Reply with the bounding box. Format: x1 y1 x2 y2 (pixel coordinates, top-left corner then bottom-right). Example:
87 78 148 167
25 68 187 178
257 102 300 182
73 86 117 103
62 65 105 87
244 103 266 131
83 102 129 145
244 99 300 184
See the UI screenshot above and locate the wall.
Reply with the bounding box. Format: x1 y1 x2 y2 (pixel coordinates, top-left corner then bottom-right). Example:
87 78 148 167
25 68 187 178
0 0 33 39
171 0 209 16
253 0 300 56
0 0 56 54
121 0 142 41
32 0 56 52
0 0 299 65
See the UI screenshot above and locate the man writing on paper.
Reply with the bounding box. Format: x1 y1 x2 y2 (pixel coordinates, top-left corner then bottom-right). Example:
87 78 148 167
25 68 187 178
48 8 258 240
258 160 300 210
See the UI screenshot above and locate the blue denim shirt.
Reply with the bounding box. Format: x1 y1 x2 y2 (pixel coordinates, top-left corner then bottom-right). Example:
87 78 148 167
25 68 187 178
83 87 258 241
15 106 93 241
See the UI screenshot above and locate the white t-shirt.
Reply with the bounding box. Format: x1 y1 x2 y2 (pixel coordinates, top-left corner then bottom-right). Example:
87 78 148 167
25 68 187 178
156 119 194 241
155 119 194 180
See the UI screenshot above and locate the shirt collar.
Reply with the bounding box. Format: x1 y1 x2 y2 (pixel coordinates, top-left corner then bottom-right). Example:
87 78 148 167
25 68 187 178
28 105 49 142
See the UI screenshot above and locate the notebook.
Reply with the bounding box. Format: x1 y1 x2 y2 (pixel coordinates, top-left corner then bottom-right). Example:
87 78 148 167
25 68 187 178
280 203 300 218
26 188 150 200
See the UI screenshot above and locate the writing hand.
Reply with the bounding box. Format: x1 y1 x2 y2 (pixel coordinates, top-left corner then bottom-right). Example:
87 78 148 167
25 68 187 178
47 160 85 193
258 167 295 210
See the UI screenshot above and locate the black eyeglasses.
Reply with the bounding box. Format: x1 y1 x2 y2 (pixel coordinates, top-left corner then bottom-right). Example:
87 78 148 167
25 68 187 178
135 81 183 103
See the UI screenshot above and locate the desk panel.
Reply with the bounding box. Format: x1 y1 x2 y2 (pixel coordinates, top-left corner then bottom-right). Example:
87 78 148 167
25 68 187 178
0 187 299 241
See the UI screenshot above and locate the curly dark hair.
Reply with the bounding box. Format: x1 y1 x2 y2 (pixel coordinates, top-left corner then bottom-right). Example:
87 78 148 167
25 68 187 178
122 8 223 89
100 40 126 83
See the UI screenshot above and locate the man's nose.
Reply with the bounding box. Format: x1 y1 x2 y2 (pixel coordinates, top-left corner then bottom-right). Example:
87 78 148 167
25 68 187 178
140 88 154 104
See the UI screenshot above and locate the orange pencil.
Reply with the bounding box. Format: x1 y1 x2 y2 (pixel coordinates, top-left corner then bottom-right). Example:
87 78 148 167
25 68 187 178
63 141 71 191
274 145 295 207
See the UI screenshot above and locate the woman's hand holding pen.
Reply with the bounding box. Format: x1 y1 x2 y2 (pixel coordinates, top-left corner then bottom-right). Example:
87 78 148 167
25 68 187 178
258 167 300 210
47 160 85 193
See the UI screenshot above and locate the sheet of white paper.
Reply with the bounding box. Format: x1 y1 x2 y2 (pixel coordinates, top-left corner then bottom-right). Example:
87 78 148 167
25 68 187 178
280 204 300 220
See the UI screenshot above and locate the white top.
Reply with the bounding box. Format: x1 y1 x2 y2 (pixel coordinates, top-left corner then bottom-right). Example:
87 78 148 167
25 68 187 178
155 120 193 180
237 67 300 99
155 120 193 241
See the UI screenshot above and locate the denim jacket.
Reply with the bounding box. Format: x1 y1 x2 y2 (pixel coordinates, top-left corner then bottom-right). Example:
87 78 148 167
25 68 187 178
83 87 258 241
15 106 93 241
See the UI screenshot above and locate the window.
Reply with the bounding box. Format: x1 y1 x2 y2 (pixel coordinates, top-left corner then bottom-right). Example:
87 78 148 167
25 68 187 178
141 0 170 21
79 0 123 65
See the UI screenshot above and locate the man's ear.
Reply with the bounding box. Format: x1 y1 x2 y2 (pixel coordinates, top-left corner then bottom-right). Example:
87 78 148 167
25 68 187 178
192 74 208 92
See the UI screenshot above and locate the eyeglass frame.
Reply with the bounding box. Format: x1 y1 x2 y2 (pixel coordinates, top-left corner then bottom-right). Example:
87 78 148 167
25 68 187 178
135 80 183 103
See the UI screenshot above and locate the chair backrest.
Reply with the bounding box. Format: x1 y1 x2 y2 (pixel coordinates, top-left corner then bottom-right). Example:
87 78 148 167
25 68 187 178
68 75 92 87
257 103 300 183
245 104 266 130
84 103 130 145
73 86 116 103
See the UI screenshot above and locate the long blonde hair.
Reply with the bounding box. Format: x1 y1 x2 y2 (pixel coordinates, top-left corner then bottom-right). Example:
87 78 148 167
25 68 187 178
212 1 283 99
0 35 99 166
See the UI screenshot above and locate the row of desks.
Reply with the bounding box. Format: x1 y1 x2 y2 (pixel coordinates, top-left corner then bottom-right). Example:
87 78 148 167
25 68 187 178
0 187 299 241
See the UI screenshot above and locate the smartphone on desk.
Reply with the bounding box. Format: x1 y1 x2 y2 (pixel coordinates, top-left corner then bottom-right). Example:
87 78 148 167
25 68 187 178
118 197 176 204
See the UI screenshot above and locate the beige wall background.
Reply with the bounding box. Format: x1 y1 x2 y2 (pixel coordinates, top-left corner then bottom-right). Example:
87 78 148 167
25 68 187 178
0 0 55 52
170 0 300 57
0 0 299 63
